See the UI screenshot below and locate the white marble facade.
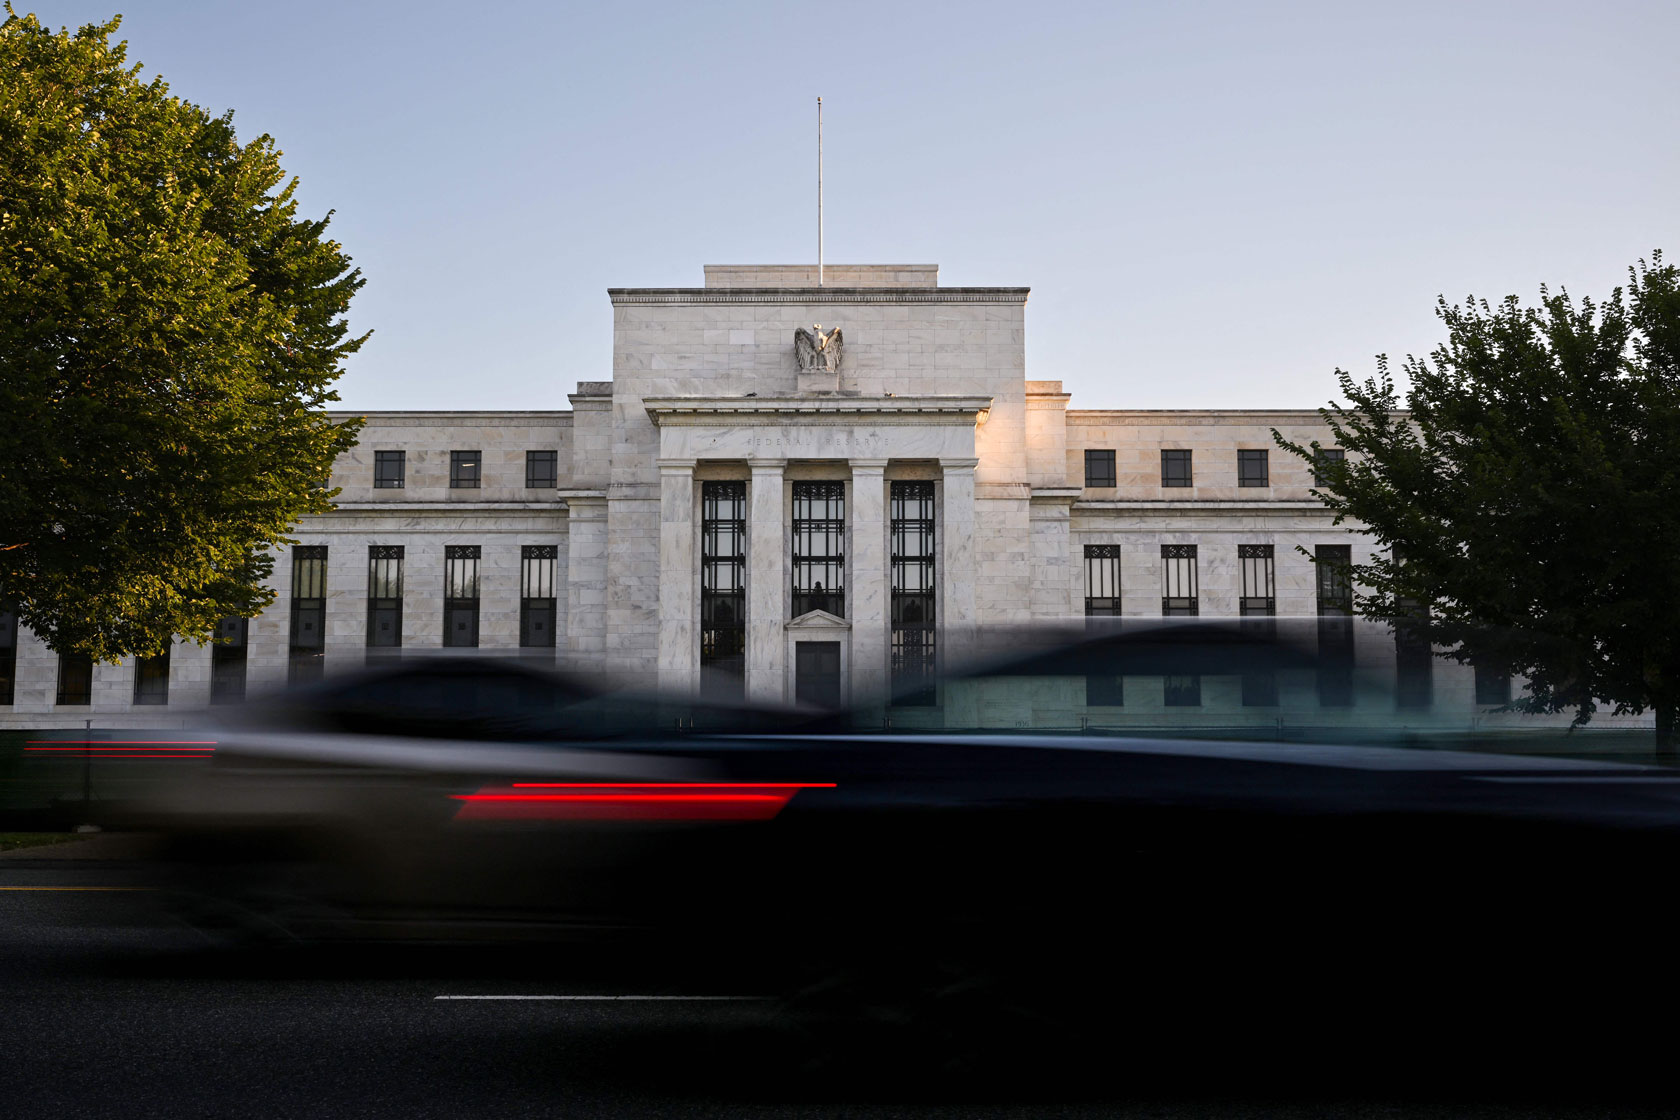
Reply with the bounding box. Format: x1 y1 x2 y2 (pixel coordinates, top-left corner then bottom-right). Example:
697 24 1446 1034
2 263 1629 731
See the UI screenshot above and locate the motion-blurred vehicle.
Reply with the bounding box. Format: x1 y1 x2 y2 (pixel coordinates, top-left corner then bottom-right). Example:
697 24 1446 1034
128 632 1680 1071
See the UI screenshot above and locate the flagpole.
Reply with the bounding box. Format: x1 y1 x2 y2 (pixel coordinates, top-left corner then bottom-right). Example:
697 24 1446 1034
817 96 824 287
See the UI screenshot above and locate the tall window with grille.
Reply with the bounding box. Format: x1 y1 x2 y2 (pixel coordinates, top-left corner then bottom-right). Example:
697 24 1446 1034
1238 544 1278 706
133 645 170 705
373 450 405 489
700 482 747 697
367 546 404 651
1161 544 1198 616
890 481 937 704
443 546 481 647
450 450 481 489
211 617 248 704
1392 547 1432 711
57 653 92 706
1161 449 1192 488
1083 545 1124 706
521 545 559 648
1315 544 1354 706
526 450 558 490
792 482 845 617
289 545 328 685
0 605 15 705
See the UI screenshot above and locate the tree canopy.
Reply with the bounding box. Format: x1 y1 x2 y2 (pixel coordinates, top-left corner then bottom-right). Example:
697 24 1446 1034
1276 253 1680 747
0 9 365 660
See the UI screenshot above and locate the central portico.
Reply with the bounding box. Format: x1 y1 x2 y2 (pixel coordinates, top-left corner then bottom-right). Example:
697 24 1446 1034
584 263 1041 705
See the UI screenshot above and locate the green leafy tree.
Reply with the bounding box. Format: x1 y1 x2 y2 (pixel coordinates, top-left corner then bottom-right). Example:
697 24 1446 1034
0 9 365 661
1276 253 1680 750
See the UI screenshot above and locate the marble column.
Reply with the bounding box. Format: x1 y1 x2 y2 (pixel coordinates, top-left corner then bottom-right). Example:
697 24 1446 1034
940 458 980 672
848 459 889 704
657 459 697 695
746 459 787 703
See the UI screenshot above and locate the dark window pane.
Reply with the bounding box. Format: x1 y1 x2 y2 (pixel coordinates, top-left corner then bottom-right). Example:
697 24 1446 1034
133 648 170 706
0 606 16 706
1475 663 1512 706
1084 449 1117 488
56 653 92 706
701 482 746 698
1086 674 1124 706
526 450 558 489
1313 448 1345 488
444 545 481 648
1161 449 1192 488
1161 544 1198 616
1238 449 1269 487
890 481 937 703
1163 675 1201 706
450 450 482 489
211 617 248 704
374 450 406 489
792 482 845 617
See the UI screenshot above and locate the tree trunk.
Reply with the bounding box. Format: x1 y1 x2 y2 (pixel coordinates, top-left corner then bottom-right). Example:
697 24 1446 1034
1658 701 1676 758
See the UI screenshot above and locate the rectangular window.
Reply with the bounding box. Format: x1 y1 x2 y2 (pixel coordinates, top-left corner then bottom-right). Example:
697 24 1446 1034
443 545 481 647
1238 449 1269 487
56 652 92 706
1163 675 1201 707
1313 447 1345 488
367 546 404 650
1315 544 1354 707
520 545 558 648
211 617 247 704
1161 449 1192 488
1239 544 1275 616
289 545 328 685
1161 544 1198 616
133 646 170 706
373 450 405 489
1395 617 1432 711
1084 449 1117 488
526 450 558 490
450 450 482 489
792 482 845 618
0 605 16 706
1084 544 1122 616
1475 662 1512 706
890 481 937 705
700 481 747 698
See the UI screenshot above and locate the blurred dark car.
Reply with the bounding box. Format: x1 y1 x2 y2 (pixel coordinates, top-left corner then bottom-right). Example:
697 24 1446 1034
131 636 1680 1077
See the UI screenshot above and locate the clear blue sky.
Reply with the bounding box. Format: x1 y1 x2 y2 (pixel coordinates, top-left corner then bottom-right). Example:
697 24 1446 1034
27 0 1680 411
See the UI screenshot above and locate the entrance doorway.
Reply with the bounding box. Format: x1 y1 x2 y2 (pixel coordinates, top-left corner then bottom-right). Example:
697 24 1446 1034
795 642 842 709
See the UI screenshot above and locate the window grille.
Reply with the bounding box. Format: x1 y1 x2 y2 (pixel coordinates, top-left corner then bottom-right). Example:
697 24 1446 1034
443 545 481 647
1238 544 1275 616
211 617 247 704
1475 663 1512 706
0 605 16 706
1315 544 1354 706
1161 544 1198 616
890 481 937 704
56 652 92 706
700 482 747 697
367 545 404 650
450 450 482 489
289 545 327 685
792 482 845 617
520 545 559 648
1084 449 1117 488
1313 448 1345 488
1161 449 1192 488
1238 449 1269 487
526 450 558 489
133 646 170 706
1084 544 1122 616
373 450 405 489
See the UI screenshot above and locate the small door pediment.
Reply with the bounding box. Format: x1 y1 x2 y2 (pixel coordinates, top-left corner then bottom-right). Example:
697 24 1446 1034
786 609 851 631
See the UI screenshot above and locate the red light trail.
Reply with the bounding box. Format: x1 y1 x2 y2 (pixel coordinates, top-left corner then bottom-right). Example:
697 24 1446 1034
452 782 834 822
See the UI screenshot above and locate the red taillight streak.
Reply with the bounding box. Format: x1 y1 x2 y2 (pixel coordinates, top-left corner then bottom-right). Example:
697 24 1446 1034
508 782 835 789
455 793 786 803
25 752 211 759
24 746 215 752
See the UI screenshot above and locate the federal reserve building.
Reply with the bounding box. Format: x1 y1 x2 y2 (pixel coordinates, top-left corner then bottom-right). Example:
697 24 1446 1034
0 264 1597 730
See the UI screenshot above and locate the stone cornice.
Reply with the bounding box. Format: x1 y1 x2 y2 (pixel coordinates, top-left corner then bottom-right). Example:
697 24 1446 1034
1074 499 1331 511
643 395 992 427
609 287 1029 306
329 501 567 512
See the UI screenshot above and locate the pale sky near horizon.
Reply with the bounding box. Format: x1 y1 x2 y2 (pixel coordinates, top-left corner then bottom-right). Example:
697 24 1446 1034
24 0 1680 412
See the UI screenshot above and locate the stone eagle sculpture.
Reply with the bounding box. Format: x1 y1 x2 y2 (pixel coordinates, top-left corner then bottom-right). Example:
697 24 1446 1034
794 324 843 372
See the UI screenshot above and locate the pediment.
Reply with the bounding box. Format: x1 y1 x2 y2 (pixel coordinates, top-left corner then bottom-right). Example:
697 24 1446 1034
786 609 851 631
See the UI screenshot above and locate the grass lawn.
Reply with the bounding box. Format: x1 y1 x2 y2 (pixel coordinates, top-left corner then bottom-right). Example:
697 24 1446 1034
0 832 83 853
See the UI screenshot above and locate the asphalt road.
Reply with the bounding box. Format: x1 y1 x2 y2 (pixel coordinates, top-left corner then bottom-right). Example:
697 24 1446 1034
2 852 1676 1119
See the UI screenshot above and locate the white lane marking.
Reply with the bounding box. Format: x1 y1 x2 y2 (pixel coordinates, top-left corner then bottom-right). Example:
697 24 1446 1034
434 994 766 1001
